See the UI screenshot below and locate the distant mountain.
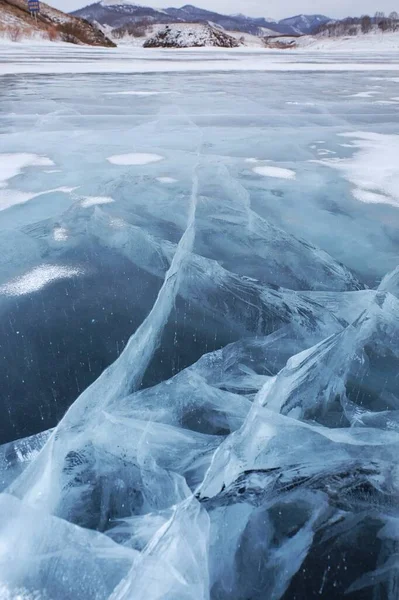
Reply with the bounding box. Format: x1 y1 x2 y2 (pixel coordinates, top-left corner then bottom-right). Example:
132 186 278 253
278 14 333 34
72 1 175 29
71 2 331 36
163 5 278 34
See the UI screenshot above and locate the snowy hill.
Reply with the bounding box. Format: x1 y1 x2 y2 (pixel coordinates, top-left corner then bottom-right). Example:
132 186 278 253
72 2 330 36
0 0 115 45
143 22 239 47
300 29 399 51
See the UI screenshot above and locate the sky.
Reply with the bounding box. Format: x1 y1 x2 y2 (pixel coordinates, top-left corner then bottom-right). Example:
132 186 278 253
51 0 399 20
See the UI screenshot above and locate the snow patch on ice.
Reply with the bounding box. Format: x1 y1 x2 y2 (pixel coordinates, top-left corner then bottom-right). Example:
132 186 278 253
374 100 399 105
286 101 316 106
352 189 394 206
156 177 177 184
253 165 296 180
0 265 84 296
109 217 126 229
317 149 336 156
0 585 39 600
81 196 115 208
0 153 54 188
0 187 76 212
107 153 164 166
320 132 399 208
107 91 176 96
349 91 380 98
0 190 38 211
53 227 69 242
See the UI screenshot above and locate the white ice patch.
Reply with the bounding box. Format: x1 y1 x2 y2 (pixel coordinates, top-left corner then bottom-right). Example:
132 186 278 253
352 189 394 206
107 91 175 96
369 77 399 82
53 227 69 242
320 132 399 208
81 196 115 208
109 217 126 229
0 265 84 296
285 101 316 106
245 158 261 164
253 165 296 180
317 149 336 156
156 177 177 184
349 91 380 98
0 585 38 600
0 190 38 211
374 100 399 105
0 153 54 188
107 153 164 166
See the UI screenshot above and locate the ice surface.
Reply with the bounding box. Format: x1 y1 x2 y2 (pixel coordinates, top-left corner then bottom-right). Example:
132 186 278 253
1 47 399 600
0 493 137 600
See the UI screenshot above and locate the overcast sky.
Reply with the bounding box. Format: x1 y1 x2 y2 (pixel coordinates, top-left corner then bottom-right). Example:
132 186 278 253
51 0 399 20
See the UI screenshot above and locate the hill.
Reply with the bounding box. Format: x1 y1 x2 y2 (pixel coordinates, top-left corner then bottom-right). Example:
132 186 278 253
143 22 239 47
0 0 115 45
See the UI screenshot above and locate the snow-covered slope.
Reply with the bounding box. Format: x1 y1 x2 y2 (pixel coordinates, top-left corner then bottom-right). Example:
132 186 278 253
0 0 115 45
296 29 399 51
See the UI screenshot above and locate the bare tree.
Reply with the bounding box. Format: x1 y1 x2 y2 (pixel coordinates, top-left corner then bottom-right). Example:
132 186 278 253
389 11 399 30
8 25 23 42
46 26 58 41
360 15 372 33
378 17 391 31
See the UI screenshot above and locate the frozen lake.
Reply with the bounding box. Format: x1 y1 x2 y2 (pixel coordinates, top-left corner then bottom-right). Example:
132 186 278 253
0 46 399 600
3 43 399 74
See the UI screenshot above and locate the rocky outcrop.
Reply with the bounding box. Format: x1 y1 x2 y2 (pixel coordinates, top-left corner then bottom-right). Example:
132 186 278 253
264 35 299 49
144 22 239 48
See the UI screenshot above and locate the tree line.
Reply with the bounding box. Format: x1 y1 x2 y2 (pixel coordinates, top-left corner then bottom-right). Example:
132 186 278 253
316 12 399 36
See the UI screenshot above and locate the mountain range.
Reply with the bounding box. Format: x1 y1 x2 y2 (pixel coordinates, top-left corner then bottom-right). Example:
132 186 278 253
71 1 331 36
